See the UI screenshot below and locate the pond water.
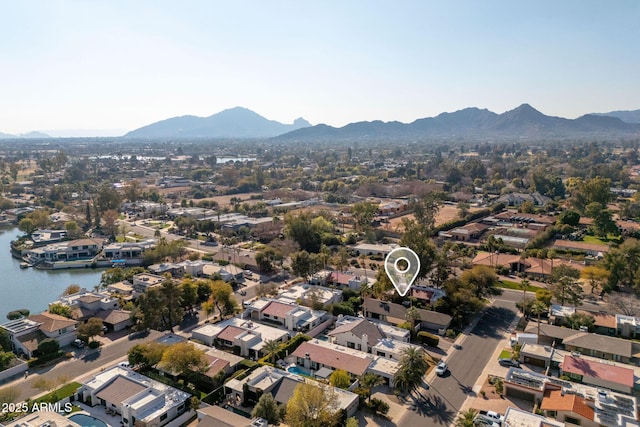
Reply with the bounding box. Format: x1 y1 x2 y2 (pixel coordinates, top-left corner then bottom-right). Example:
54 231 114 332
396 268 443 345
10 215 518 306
0 228 104 318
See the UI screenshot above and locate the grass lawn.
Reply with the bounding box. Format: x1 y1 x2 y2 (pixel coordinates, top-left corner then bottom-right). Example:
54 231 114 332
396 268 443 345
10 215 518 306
35 382 81 404
582 235 622 245
498 280 543 293
499 350 512 359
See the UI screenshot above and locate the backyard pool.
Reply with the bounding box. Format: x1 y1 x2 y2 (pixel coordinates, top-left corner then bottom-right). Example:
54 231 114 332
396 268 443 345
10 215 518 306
68 413 108 427
287 366 311 376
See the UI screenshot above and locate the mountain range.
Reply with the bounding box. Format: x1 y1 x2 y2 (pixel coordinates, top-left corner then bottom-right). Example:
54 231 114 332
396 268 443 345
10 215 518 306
274 104 640 142
125 107 311 139
0 131 50 139
3 105 640 140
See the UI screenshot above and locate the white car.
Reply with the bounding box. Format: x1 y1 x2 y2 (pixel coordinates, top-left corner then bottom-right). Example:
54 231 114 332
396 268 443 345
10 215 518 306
435 361 448 376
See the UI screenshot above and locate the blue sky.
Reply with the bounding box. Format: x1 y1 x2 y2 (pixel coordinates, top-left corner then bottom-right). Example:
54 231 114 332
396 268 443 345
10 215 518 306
1 1 639 135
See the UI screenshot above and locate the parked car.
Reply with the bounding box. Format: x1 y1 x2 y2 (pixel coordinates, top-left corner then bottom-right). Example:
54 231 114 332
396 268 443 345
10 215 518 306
474 415 500 427
479 410 504 425
435 361 448 376
498 358 520 368
71 339 84 348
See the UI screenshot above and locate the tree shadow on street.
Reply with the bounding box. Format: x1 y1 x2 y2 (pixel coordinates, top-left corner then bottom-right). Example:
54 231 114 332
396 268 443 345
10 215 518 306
408 390 455 425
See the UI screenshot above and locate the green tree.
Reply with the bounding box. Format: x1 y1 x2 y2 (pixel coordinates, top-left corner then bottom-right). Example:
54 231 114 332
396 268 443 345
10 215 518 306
180 279 199 311
209 280 237 319
550 265 583 306
128 342 166 369
284 212 322 253
519 279 531 317
460 265 500 298
570 176 613 213
405 306 421 337
558 210 580 227
585 202 618 237
159 279 184 332
285 382 339 427
252 393 284 425
160 342 208 384
455 409 479 427
77 317 105 343
329 369 351 389
394 347 429 393
62 284 81 296
262 339 281 366
345 417 359 427
48 303 73 319
563 312 595 331
351 201 378 232
359 372 385 403
18 217 36 235
0 328 11 352
581 265 609 295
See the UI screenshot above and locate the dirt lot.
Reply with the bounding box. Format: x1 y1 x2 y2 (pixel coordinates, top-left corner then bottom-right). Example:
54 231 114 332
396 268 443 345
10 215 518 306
381 205 485 234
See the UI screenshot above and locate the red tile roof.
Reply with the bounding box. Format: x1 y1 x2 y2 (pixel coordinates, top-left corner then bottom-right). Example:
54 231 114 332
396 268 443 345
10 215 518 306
262 301 295 319
541 390 594 421
217 326 246 343
291 341 371 376
561 355 634 387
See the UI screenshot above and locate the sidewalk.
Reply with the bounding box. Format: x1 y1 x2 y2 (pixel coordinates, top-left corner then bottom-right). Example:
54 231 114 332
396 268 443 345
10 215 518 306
458 308 531 416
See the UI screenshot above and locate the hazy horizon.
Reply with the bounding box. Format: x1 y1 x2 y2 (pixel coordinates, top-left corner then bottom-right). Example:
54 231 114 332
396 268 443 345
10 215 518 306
2 1 639 135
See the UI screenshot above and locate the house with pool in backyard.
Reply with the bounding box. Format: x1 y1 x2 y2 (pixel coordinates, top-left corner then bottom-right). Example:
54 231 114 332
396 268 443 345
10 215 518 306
75 365 194 427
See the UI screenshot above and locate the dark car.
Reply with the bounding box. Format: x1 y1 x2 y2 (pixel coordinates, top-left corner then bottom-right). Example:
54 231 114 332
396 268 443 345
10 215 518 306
498 358 520 368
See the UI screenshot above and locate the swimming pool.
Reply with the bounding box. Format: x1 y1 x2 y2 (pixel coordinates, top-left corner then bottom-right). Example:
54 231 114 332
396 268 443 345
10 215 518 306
68 413 109 427
288 366 311 376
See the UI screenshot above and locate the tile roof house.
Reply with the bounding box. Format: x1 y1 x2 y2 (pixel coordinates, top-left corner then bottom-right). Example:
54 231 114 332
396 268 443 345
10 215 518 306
541 389 596 427
190 318 289 359
327 317 384 352
0 312 79 357
560 355 635 394
291 339 400 387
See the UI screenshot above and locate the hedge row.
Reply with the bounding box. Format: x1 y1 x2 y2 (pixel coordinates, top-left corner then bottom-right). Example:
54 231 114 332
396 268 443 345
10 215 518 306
257 334 311 366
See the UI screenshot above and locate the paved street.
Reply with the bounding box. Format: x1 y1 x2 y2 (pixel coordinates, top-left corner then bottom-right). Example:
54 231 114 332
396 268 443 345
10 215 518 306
1 330 164 402
398 296 517 426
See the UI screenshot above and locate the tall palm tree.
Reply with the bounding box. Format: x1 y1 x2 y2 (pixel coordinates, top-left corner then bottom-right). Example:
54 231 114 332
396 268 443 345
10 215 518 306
359 373 385 403
263 339 281 366
530 300 548 344
394 347 429 393
455 409 478 427
519 279 531 318
405 306 421 338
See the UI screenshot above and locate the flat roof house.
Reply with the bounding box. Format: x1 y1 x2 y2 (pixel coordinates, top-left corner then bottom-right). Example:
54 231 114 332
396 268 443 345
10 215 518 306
246 299 328 333
78 366 193 427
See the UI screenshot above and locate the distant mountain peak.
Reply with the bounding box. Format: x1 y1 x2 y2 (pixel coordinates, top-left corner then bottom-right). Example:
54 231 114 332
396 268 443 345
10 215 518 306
126 107 311 138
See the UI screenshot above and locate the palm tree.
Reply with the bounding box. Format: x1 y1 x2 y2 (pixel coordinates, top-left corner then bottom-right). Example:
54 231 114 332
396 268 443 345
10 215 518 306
359 373 385 403
394 347 429 393
455 409 478 427
263 339 281 366
530 300 548 344
405 306 421 338
519 279 530 318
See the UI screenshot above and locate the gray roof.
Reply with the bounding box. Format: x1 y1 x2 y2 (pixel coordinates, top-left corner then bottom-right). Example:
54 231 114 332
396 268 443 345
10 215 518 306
524 322 579 340
271 376 303 405
196 406 252 427
364 298 452 328
562 332 633 358
327 318 384 343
